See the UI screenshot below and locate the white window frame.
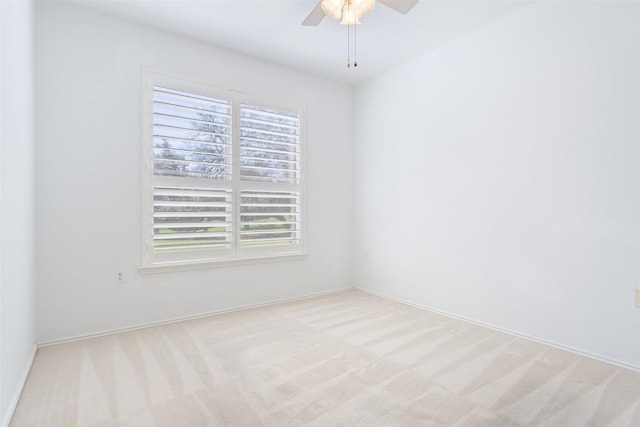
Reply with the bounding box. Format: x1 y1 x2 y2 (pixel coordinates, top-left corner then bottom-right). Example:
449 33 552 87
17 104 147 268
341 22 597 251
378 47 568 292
139 70 306 272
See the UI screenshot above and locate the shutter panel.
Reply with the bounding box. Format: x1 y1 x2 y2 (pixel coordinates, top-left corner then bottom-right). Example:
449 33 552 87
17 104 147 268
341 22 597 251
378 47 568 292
153 86 232 180
151 85 234 258
240 191 301 247
240 104 300 184
239 104 302 249
153 186 233 252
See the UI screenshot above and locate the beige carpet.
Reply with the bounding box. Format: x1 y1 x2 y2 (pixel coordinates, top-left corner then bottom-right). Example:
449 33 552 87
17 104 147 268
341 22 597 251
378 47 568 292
11 290 640 426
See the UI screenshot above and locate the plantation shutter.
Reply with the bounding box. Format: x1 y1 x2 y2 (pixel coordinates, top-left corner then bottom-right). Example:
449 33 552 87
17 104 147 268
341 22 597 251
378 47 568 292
239 104 302 250
143 72 304 267
151 86 234 261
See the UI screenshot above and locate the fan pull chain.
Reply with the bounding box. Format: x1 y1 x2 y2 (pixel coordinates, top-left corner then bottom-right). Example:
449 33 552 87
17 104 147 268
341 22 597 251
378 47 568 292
346 2 351 67
347 22 350 67
343 0 359 69
344 1 358 69
354 18 358 67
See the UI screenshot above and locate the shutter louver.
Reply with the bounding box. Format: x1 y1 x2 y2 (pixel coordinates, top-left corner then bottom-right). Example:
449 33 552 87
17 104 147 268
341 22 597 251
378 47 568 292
153 186 233 252
153 86 232 180
240 191 301 246
240 104 300 184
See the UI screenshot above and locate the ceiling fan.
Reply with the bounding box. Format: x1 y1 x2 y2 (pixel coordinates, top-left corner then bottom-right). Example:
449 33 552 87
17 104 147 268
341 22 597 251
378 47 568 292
302 0 419 26
302 0 418 67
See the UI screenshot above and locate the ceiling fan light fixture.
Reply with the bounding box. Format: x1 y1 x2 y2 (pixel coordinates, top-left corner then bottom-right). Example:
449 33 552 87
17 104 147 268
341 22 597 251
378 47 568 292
321 0 344 20
340 8 362 25
351 0 375 19
322 0 375 24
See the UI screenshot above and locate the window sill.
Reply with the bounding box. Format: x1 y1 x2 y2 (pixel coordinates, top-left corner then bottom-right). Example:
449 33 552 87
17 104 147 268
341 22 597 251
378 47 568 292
138 252 308 275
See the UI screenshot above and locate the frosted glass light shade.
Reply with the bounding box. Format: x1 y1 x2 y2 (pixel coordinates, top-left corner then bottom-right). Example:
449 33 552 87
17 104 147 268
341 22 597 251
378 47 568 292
326 0 374 25
340 8 362 25
352 0 375 18
321 0 344 19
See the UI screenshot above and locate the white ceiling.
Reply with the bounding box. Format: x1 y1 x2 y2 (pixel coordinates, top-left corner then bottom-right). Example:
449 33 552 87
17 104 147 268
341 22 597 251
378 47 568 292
67 0 530 85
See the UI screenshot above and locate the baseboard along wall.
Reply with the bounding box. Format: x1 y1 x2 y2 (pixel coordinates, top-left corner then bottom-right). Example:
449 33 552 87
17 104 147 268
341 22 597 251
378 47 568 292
356 287 640 374
38 286 355 348
1 345 37 427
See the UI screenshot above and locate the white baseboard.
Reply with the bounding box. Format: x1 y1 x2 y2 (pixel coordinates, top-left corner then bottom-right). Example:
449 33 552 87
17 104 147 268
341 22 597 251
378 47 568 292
39 286 355 347
356 287 640 374
1 345 37 427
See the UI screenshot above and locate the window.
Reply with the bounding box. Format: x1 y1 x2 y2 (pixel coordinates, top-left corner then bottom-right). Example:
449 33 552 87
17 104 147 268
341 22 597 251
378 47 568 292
141 71 304 269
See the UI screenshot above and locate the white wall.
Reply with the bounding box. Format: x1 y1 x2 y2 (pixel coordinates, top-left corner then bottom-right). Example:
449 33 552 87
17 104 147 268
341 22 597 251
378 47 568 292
0 0 37 424
354 2 640 368
35 3 354 342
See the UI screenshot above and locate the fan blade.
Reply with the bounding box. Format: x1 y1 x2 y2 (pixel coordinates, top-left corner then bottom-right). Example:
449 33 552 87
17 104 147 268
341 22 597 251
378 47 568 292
302 1 326 26
378 0 419 15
